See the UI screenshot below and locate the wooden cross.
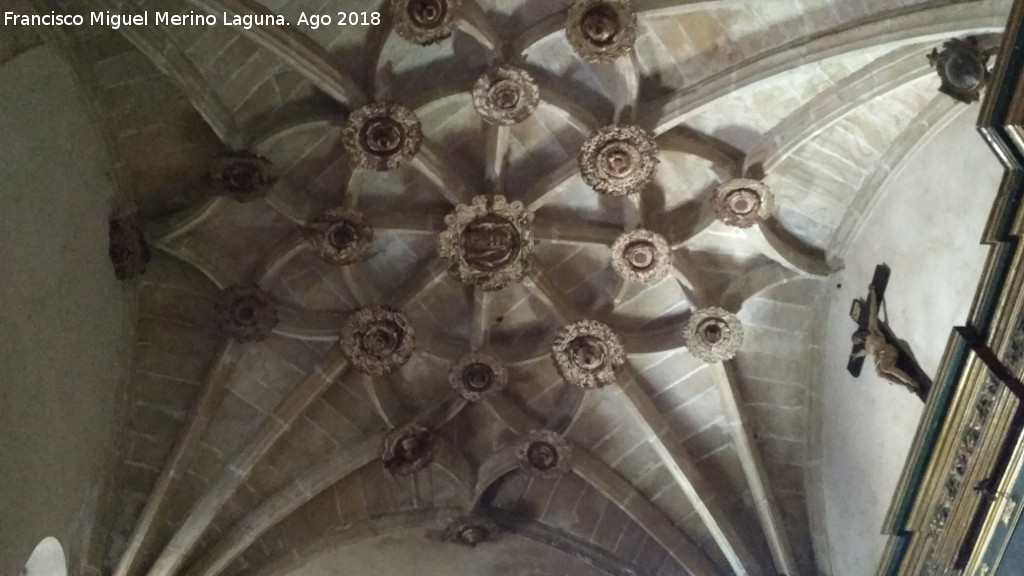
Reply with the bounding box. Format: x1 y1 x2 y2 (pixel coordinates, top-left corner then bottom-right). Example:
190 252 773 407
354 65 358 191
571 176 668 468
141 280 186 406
848 264 931 399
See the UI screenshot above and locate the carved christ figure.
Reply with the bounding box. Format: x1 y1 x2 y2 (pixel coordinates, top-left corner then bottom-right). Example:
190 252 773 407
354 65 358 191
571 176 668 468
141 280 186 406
851 285 923 396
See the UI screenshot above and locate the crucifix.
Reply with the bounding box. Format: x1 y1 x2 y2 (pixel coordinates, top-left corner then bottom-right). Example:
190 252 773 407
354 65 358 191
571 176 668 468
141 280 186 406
847 264 932 400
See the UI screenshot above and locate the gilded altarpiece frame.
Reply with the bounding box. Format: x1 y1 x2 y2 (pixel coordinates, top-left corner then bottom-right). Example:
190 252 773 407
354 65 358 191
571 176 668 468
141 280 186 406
877 2 1024 574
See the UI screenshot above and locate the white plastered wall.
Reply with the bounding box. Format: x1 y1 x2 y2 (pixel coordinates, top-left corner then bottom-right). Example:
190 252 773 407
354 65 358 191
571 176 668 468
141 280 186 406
815 106 1003 575
0 45 129 575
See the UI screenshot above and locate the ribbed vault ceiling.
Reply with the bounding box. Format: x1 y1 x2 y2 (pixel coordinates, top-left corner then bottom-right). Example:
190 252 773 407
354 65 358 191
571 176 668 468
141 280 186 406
33 0 1012 575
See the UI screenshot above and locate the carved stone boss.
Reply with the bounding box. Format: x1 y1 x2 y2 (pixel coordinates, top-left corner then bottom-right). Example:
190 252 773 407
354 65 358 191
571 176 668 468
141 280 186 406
449 352 508 402
210 153 277 202
442 515 500 547
305 208 374 265
566 0 637 63
343 102 423 171
516 430 572 478
928 37 990 104
472 65 540 126
108 218 150 280
391 0 461 46
579 124 659 197
611 229 671 284
712 178 774 228
215 285 279 342
683 307 744 363
340 306 416 375
438 194 535 291
380 422 435 475
552 320 626 389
